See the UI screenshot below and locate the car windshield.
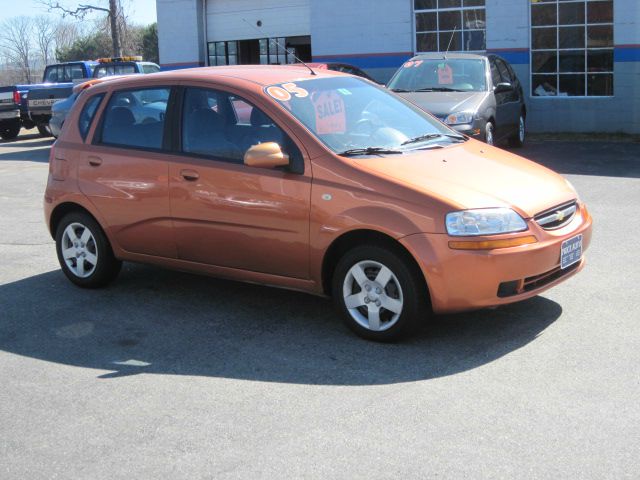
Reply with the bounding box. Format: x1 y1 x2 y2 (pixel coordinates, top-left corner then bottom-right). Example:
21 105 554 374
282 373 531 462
265 76 463 154
387 58 487 93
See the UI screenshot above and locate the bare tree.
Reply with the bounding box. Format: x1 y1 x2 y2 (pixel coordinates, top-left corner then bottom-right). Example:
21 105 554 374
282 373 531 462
40 0 122 56
54 19 83 56
34 16 56 65
0 17 34 83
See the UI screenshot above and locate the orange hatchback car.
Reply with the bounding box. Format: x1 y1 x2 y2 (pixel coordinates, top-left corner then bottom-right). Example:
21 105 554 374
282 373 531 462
44 65 592 341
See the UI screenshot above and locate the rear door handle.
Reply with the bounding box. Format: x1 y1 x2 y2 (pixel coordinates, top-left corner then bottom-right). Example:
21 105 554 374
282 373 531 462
180 169 199 181
88 156 102 167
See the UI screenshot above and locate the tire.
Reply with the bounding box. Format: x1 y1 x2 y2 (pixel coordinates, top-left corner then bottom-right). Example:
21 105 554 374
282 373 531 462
508 113 526 148
332 244 430 341
55 211 121 288
484 121 495 146
37 123 53 137
0 119 21 140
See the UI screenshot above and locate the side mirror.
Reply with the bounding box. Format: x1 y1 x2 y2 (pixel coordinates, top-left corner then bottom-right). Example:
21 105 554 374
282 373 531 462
494 82 513 94
243 142 290 169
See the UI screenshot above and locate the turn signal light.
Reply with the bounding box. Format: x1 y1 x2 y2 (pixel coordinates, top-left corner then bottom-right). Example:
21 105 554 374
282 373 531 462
448 235 537 250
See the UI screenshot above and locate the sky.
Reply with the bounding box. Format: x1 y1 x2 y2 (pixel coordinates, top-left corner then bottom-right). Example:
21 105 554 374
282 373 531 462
0 0 157 26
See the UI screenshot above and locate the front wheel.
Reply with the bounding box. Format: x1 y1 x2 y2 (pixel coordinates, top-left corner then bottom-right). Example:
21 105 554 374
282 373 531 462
55 212 121 288
332 245 430 341
484 121 495 146
508 114 526 148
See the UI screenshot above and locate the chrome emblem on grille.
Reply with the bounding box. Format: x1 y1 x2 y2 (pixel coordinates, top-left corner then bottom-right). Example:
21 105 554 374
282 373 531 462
535 202 577 229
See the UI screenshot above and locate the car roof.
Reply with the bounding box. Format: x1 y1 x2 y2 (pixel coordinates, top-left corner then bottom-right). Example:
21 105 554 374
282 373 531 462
87 65 343 90
411 52 488 61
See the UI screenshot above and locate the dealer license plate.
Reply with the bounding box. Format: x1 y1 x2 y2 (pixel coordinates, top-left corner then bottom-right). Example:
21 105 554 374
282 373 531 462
560 234 582 269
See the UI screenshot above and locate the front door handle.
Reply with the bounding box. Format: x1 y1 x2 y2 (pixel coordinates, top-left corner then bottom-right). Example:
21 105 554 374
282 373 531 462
88 156 102 167
180 169 199 181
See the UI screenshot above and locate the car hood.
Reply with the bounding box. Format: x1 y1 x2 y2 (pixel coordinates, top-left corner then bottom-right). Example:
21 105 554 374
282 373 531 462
352 140 575 219
396 91 488 117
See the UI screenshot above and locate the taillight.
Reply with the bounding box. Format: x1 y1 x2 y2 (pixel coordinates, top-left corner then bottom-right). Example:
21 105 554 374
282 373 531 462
13 90 20 105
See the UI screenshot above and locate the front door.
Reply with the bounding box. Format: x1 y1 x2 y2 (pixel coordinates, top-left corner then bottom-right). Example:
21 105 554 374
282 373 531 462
494 58 520 137
168 86 311 279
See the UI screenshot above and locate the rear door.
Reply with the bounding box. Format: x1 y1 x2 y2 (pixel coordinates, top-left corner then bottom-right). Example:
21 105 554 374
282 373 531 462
167 85 311 279
77 85 176 258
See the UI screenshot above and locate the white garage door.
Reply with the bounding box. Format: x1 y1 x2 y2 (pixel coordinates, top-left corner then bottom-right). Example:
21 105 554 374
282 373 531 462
206 0 311 42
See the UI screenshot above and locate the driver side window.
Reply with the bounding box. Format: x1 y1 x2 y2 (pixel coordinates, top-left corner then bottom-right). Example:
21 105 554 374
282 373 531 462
490 60 502 87
181 87 300 169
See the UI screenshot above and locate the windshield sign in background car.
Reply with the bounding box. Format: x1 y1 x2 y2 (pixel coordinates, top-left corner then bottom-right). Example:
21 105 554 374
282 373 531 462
44 65 591 341
387 53 527 148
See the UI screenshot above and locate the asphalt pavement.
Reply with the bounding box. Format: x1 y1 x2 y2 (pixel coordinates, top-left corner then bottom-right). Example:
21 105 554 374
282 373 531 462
1 131 639 479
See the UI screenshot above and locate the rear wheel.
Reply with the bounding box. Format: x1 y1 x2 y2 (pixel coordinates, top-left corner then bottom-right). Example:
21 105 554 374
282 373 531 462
332 245 429 341
0 119 20 140
508 113 526 148
37 123 53 137
55 211 121 288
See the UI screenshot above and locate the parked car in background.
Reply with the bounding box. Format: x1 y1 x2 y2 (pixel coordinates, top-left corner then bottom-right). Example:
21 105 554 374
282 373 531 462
31 57 159 137
387 53 527 147
0 62 97 139
44 65 591 341
0 86 22 140
26 61 98 137
305 62 377 82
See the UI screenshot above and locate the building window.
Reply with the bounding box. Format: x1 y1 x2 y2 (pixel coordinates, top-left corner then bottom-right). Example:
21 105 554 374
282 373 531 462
208 41 238 66
531 0 614 97
414 0 486 53
208 37 309 67
259 38 298 65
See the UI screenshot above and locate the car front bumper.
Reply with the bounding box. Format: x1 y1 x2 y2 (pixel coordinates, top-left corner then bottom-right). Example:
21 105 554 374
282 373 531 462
400 202 593 314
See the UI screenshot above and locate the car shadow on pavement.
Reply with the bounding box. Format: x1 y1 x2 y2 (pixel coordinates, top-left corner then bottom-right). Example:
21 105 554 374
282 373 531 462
521 140 640 178
0 264 562 385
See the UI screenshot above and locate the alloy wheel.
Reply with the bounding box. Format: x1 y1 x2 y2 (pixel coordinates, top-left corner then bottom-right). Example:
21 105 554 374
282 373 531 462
61 222 98 278
342 260 404 331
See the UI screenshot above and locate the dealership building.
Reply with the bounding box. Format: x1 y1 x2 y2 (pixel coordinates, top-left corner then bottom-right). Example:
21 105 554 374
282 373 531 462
157 0 639 133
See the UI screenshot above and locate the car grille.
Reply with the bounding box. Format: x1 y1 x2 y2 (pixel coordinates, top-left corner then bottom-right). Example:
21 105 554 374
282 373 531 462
534 201 577 230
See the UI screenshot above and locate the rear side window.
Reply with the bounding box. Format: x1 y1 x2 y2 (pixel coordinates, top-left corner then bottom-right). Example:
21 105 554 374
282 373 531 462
70 64 84 80
44 64 85 83
99 87 170 149
142 64 160 74
78 94 104 141
94 64 137 78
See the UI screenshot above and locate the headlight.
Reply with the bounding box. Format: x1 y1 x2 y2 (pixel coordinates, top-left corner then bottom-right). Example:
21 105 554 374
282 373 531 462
446 208 528 236
445 111 474 125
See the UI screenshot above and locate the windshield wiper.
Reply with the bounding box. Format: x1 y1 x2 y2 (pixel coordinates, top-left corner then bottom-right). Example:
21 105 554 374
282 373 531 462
401 133 466 146
415 87 465 92
390 88 411 92
337 147 404 156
